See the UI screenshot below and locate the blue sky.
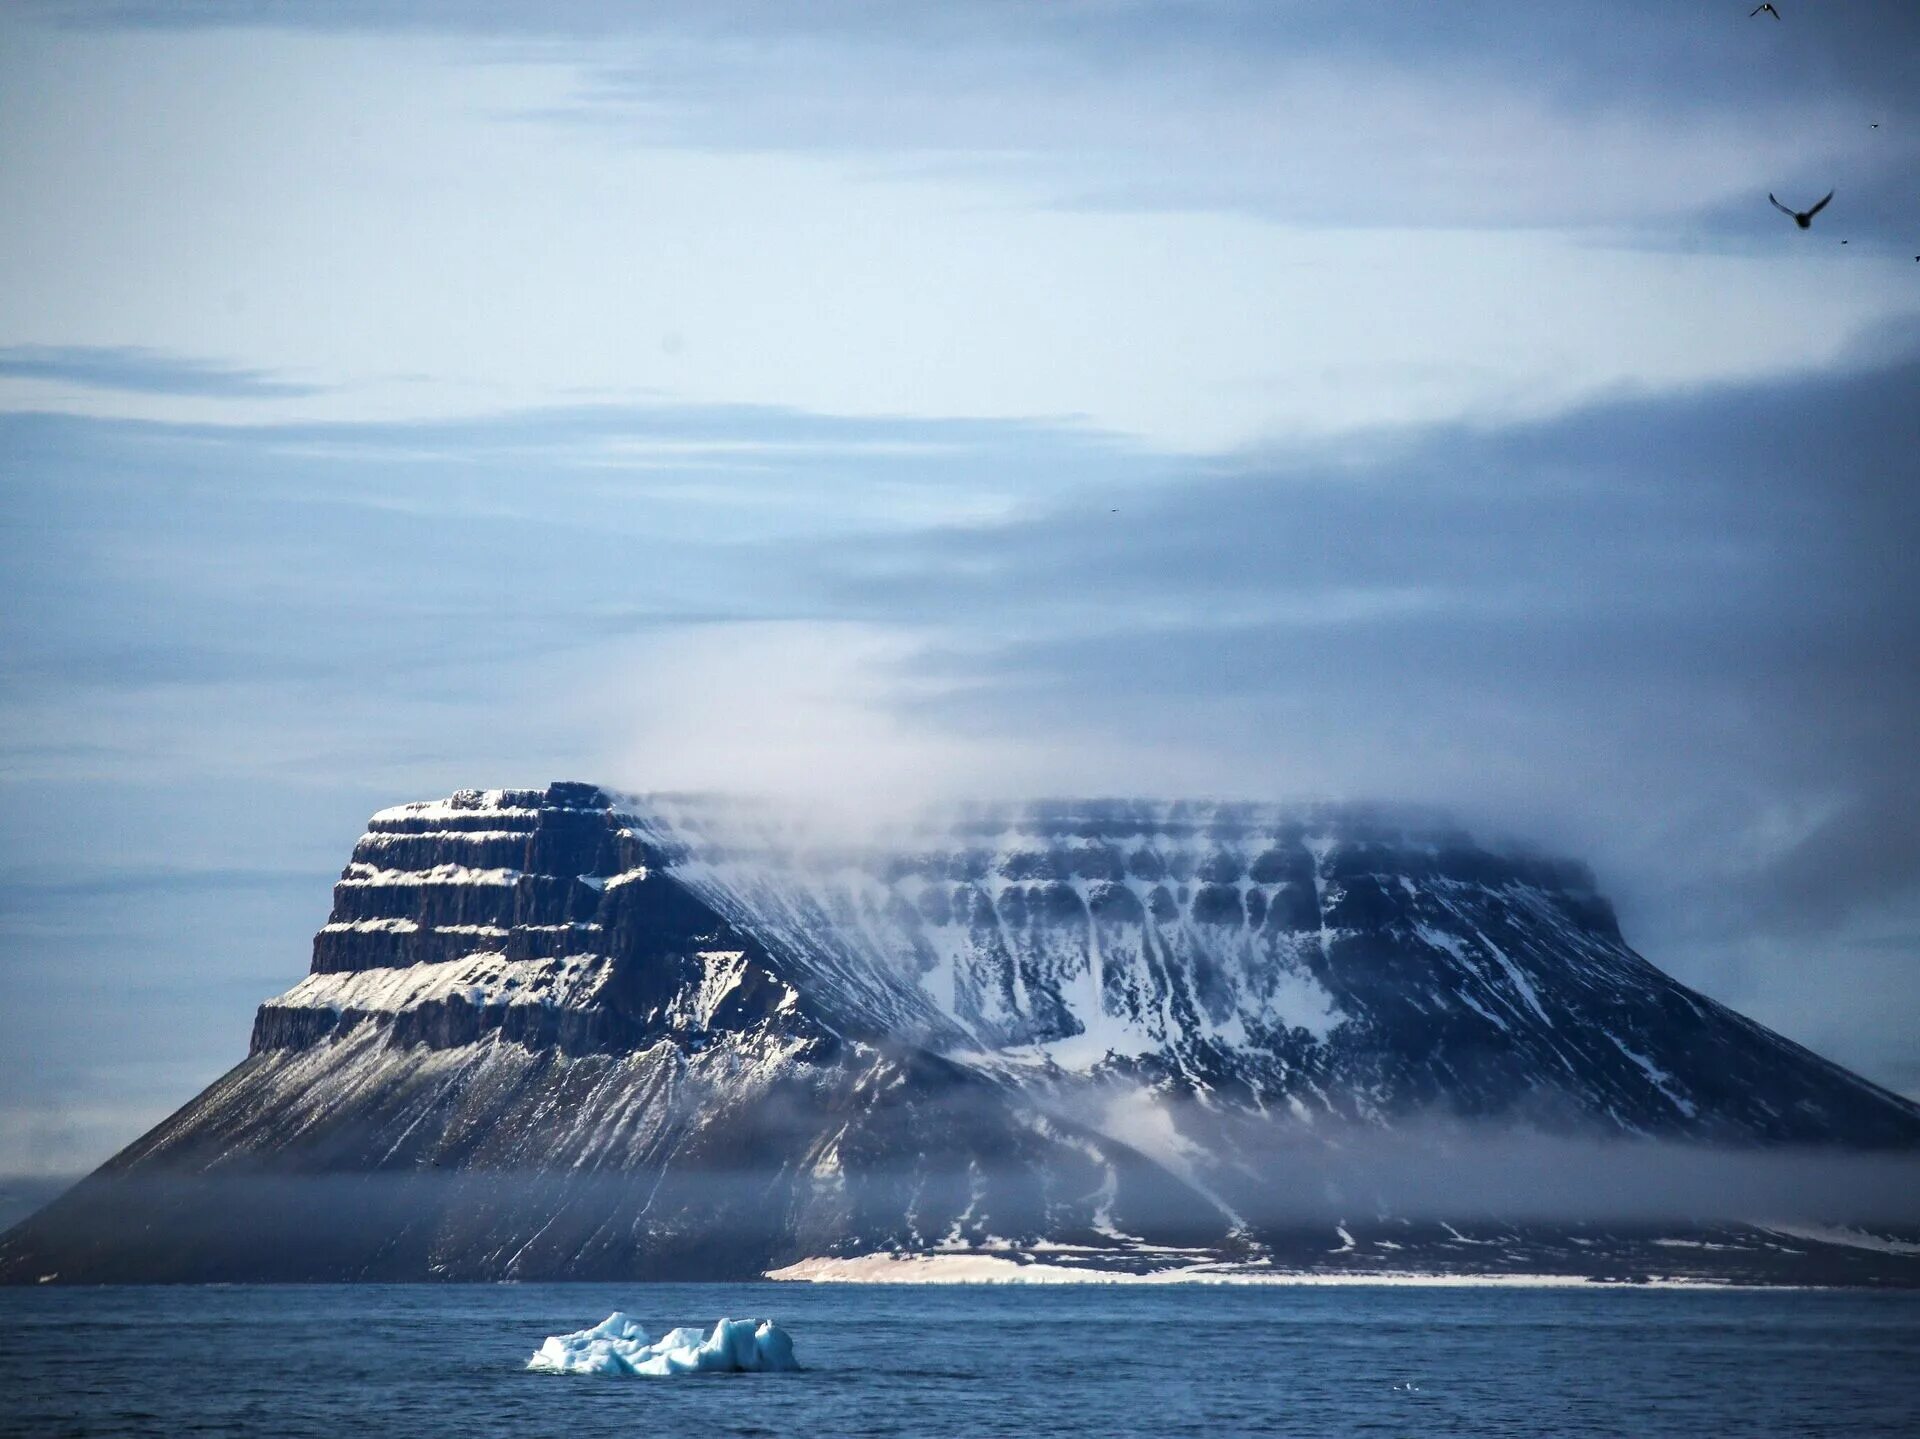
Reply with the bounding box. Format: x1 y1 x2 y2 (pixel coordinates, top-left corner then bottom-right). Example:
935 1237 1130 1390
3 1 1918 1173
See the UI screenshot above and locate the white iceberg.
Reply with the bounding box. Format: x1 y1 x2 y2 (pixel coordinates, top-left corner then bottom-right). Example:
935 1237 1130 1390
527 1312 800 1376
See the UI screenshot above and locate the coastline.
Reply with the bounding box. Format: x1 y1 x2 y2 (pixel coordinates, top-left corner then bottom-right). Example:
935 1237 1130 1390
763 1253 1813 1290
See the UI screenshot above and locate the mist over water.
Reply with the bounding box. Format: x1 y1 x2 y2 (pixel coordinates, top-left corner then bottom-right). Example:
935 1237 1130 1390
1130 1121 1920 1229
14 1118 1916 1263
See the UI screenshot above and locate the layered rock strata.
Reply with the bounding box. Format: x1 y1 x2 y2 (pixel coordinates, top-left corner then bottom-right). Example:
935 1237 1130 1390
4 782 1915 1284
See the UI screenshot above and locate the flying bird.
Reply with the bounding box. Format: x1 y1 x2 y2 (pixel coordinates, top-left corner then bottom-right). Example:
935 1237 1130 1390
1770 190 1833 228
1750 3 1779 17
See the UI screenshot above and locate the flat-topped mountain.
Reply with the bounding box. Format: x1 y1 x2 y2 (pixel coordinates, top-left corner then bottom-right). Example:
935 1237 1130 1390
4 782 1916 1285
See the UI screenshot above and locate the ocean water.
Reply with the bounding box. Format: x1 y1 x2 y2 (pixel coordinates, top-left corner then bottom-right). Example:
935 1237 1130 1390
1 1283 1916 1438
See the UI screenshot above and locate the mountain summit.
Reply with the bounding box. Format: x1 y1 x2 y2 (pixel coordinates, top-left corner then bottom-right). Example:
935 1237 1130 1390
5 782 1916 1285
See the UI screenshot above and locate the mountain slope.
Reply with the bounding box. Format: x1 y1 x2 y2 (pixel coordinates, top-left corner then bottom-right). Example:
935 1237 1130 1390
3 782 1915 1285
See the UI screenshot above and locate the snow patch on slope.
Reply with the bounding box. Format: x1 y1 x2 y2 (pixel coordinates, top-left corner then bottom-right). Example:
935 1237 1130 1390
272 952 611 1015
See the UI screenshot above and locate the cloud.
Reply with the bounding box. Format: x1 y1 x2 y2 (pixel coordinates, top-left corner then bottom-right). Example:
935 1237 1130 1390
0 402 1146 723
28 0 1919 240
2 0 1916 1162
5 347 1918 1112
709 333 1920 1089
801 330 1920 826
0 345 325 399
5 12 1913 452
595 622 988 811
0 396 1162 1181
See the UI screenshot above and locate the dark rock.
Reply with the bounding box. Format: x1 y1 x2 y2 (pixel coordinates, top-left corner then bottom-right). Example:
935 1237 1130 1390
5 784 1917 1287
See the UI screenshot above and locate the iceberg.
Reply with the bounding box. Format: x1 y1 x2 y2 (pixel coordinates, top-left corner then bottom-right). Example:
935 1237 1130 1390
527 1312 800 1376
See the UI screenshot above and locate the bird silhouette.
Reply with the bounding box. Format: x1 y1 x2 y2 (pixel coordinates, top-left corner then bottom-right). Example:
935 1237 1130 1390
1770 190 1832 228
1750 3 1780 17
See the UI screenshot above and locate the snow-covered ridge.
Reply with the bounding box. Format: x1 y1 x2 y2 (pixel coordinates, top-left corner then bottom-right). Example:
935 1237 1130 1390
611 793 1615 1067
357 828 534 845
278 783 1920 1146
274 950 613 1016
8 779 1919 1288
369 789 544 826
339 862 522 886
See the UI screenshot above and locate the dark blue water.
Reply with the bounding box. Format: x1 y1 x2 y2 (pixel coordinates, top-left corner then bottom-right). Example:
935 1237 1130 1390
2 1283 1916 1437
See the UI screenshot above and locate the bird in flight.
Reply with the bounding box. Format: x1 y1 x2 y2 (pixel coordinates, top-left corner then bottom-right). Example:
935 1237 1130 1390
1750 3 1780 17
1770 190 1833 228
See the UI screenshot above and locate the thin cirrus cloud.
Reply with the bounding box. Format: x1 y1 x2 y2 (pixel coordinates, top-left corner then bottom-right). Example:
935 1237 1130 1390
2 2 1906 272
2 6 1913 456
538 2 1917 248
34 0 1916 238
0 399 1153 712
0 345 327 399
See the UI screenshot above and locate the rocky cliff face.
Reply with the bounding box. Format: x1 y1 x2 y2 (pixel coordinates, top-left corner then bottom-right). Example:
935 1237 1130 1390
4 782 1917 1285
627 795 1916 1145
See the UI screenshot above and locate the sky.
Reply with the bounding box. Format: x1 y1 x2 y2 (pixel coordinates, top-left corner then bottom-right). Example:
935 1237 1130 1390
2 0 1918 1175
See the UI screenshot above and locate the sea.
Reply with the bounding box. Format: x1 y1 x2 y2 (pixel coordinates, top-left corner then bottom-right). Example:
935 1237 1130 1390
2 1282 1916 1437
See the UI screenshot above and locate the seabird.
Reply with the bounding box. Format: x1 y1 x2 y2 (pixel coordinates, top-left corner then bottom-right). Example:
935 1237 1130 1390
1750 3 1780 17
1770 190 1833 228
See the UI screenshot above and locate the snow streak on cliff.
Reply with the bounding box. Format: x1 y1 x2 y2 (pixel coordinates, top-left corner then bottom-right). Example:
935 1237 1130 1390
4 782 1916 1285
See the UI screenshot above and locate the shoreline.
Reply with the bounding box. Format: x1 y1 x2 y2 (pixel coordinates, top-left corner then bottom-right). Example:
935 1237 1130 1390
763 1253 1824 1290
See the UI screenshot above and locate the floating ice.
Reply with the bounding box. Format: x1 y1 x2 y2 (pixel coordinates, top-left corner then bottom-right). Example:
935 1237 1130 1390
527 1312 799 1376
